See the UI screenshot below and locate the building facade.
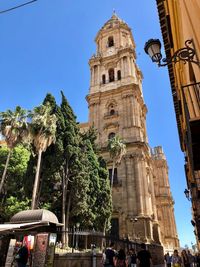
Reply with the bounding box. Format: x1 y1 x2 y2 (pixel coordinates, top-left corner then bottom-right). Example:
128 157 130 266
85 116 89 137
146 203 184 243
156 0 200 246
152 146 179 252
80 13 179 251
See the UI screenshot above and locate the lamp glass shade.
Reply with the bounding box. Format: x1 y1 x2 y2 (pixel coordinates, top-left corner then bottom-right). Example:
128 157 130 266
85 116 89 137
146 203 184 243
184 189 190 199
144 39 162 63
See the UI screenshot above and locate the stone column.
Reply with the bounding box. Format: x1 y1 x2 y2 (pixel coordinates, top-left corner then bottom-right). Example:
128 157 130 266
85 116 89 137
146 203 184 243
89 104 94 124
141 160 148 215
121 57 124 78
126 96 131 128
90 68 92 87
122 95 128 129
128 56 132 76
130 57 135 77
97 65 100 85
92 67 94 86
149 170 158 221
134 156 144 215
125 156 137 215
130 95 134 127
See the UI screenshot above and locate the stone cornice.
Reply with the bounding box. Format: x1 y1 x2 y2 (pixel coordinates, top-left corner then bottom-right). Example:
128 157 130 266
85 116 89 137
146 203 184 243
95 24 131 43
86 83 145 107
89 46 136 66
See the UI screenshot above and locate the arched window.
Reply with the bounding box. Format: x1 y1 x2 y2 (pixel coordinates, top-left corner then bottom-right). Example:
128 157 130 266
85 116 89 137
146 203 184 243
108 132 115 140
117 70 121 80
102 74 106 84
108 36 114 47
110 109 115 115
109 68 115 82
107 102 118 116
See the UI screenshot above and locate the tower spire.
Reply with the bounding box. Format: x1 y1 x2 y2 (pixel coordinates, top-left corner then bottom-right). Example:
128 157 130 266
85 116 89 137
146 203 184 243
112 9 118 19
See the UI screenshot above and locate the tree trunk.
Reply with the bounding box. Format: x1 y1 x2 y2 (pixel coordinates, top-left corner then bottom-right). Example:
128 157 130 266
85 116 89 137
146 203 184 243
65 193 71 247
101 221 106 250
62 162 69 246
31 149 42 210
62 168 66 245
0 149 12 194
111 161 115 190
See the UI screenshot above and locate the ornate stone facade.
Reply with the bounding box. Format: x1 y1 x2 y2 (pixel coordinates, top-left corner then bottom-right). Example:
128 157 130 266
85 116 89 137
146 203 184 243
151 146 179 252
80 13 179 252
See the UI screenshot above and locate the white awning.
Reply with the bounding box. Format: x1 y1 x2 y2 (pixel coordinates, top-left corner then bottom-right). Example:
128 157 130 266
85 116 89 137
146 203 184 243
0 221 50 233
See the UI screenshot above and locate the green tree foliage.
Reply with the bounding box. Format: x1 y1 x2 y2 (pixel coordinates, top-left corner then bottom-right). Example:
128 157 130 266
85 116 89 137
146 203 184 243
28 103 57 209
58 91 89 232
4 196 30 219
96 156 112 231
0 145 30 221
107 135 126 189
24 94 62 213
0 93 113 236
0 106 29 193
81 129 112 231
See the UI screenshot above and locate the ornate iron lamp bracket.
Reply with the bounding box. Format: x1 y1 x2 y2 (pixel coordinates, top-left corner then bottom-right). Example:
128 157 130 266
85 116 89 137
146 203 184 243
159 39 200 67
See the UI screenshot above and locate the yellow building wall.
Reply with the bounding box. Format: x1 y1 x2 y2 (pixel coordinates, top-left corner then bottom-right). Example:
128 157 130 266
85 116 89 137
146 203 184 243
164 0 200 145
162 0 200 247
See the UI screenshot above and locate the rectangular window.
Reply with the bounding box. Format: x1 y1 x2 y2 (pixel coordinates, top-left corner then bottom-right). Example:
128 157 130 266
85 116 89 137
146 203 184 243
109 168 118 185
110 218 119 238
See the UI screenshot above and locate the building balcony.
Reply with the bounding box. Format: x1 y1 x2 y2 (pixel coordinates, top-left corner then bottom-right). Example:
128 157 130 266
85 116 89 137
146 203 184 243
182 82 200 171
100 77 121 85
104 111 119 119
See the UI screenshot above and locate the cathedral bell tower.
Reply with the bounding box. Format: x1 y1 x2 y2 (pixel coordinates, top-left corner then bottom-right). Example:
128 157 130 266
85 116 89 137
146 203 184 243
86 13 160 243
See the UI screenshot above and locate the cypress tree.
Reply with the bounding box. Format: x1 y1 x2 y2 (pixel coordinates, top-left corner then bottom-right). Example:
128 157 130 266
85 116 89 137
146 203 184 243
81 129 112 231
58 91 89 243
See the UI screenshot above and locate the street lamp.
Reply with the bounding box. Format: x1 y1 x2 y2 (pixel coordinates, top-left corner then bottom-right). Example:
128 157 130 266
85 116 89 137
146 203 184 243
144 38 200 67
75 222 80 250
184 188 191 201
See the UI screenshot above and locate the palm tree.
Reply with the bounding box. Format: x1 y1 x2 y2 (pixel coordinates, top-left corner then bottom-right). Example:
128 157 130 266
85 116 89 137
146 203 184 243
29 103 57 210
107 135 126 189
0 106 28 194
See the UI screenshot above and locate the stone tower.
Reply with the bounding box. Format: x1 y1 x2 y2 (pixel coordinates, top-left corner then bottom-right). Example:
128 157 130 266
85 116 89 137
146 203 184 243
152 146 179 252
80 13 179 247
85 13 159 243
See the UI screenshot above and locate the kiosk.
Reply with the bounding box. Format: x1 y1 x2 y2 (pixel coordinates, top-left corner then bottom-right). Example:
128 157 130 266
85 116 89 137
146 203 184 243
0 209 62 267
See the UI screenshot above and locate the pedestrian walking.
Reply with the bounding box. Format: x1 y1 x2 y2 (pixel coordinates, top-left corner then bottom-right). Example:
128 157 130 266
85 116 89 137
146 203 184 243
115 248 127 267
16 242 29 267
137 243 152 267
127 248 137 267
171 249 182 267
181 250 190 267
196 252 200 267
187 250 195 267
103 242 116 267
164 252 172 267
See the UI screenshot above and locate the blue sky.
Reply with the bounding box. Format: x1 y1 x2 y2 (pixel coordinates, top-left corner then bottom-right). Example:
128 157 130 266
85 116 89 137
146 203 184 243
0 0 195 247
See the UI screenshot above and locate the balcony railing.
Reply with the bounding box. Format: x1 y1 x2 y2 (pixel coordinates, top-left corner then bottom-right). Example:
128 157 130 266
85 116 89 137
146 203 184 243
104 111 119 118
100 78 121 85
